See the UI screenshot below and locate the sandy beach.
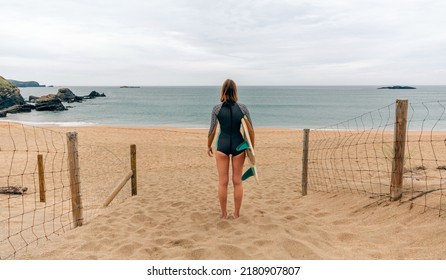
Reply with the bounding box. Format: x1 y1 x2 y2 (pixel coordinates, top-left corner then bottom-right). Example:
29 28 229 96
1 125 446 260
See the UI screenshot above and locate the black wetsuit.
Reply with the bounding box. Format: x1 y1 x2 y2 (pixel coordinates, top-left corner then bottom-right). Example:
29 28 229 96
208 102 252 156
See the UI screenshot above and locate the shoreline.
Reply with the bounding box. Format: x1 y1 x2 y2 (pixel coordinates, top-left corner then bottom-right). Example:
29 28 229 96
0 119 305 131
3 120 446 134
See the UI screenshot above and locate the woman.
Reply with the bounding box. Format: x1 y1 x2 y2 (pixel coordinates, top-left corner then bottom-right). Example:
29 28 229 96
207 79 254 219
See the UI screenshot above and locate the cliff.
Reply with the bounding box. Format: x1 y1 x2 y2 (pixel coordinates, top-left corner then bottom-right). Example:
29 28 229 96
0 76 26 110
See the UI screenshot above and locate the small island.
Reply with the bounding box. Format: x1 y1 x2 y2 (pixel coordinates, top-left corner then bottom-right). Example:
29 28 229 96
378 86 416 90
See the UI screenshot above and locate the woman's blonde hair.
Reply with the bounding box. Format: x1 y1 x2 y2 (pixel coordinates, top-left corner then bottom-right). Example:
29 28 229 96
220 79 238 103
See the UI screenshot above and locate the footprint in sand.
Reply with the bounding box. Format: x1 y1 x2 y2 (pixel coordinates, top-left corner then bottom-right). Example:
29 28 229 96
312 208 329 218
167 238 194 248
190 211 204 222
285 215 298 221
332 218 350 225
78 241 103 252
281 239 320 259
114 243 142 257
130 214 146 223
337 232 356 242
294 224 310 234
259 223 280 231
217 244 250 259
216 220 233 230
187 248 208 259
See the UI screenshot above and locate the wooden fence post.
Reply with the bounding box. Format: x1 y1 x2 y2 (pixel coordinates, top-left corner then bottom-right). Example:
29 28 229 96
130 144 137 196
66 131 83 227
301 129 310 196
37 154 46 203
390 99 408 201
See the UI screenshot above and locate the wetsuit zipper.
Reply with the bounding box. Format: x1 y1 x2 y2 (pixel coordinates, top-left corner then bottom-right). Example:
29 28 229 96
229 103 233 153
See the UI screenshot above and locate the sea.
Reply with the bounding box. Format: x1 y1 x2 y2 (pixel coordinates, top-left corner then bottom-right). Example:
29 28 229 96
3 86 446 130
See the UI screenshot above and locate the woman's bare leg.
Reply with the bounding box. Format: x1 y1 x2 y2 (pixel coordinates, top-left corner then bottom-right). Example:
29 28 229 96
232 152 246 219
216 151 230 218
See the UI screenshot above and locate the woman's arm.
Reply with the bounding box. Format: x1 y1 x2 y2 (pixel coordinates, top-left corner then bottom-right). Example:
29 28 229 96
207 121 217 157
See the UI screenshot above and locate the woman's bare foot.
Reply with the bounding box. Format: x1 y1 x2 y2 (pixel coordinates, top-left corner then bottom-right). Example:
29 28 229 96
220 212 228 219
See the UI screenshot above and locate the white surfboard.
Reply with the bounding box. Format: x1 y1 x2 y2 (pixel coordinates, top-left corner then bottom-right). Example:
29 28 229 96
239 116 259 184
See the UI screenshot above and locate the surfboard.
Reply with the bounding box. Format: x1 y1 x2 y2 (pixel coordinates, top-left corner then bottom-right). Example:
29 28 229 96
237 116 259 184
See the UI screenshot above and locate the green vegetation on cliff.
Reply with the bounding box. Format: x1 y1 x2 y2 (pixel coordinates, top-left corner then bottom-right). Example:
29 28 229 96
0 75 26 111
0 76 15 90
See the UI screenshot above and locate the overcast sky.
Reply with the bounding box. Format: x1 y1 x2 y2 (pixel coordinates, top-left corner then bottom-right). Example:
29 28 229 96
1 0 445 86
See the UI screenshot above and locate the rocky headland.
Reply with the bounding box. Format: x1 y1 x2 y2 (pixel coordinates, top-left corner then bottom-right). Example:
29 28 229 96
8 79 46 87
0 75 106 118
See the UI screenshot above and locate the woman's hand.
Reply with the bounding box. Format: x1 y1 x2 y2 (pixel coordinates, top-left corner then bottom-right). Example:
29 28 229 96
207 146 214 157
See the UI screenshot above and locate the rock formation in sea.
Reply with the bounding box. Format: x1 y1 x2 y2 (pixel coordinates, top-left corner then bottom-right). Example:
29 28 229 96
1 75 107 117
56 88 83 103
85 90 106 99
378 86 416 89
55 88 106 102
35 94 67 111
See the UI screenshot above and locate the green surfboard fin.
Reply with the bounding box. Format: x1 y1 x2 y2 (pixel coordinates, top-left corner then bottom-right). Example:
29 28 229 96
242 167 256 181
236 141 249 152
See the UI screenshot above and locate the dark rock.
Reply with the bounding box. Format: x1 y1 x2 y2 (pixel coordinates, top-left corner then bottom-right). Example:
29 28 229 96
29 95 39 103
378 86 416 89
0 76 26 110
25 103 36 110
56 88 83 102
83 90 106 99
0 111 6 118
0 104 34 114
35 95 66 111
67 97 83 103
89 90 106 98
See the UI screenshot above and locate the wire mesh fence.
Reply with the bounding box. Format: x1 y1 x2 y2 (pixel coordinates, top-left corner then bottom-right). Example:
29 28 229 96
405 101 446 215
0 122 134 259
307 103 394 198
305 99 446 216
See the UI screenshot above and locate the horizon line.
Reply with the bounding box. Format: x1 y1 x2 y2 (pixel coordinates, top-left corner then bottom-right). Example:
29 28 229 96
18 84 446 88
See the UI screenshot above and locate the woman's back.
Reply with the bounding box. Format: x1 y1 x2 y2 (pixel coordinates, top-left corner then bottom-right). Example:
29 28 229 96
211 102 251 156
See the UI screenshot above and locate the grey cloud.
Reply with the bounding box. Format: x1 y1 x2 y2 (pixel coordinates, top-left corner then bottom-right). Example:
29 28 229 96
0 0 445 85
